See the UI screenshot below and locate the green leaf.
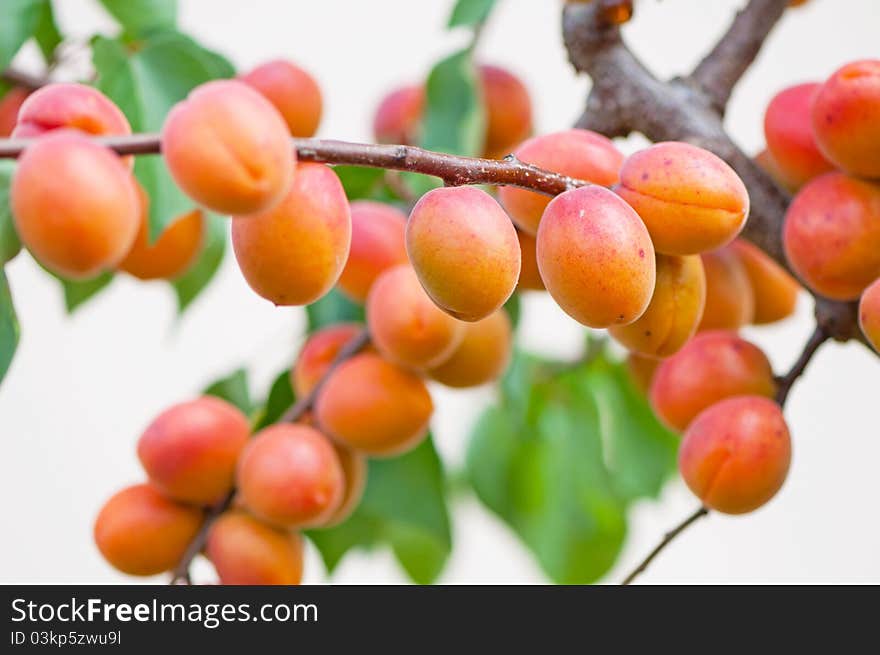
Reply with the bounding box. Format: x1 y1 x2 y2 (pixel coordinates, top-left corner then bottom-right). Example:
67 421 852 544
308 436 451 584
203 368 252 415
98 0 177 38
172 212 226 312
306 289 365 332
0 161 22 265
33 0 61 62
421 48 485 158
0 0 45 70
59 272 114 313
252 368 296 431
0 268 20 384
503 292 521 329
334 166 386 200
448 0 498 28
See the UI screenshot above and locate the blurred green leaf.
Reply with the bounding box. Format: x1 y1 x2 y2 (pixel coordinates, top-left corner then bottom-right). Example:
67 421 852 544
306 289 364 333
203 368 252 414
308 436 451 584
0 161 22 265
448 0 498 28
503 292 521 329
59 272 114 313
0 268 19 384
171 212 227 312
98 0 177 38
33 0 61 62
334 166 385 200
0 0 46 70
252 368 296 431
421 48 484 157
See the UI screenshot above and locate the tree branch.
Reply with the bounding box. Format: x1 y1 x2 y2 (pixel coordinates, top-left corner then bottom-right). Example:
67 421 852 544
1 68 47 91
620 505 709 585
774 325 828 406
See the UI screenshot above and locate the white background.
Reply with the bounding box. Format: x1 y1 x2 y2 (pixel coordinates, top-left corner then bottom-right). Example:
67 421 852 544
1 0 878 584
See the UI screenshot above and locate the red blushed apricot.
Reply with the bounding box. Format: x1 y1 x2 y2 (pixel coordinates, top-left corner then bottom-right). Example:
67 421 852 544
858 278 880 352
367 265 464 370
516 230 544 291
783 173 880 300
323 443 368 528
698 247 755 331
240 59 322 137
626 352 660 395
610 254 705 357
373 85 425 145
12 83 130 138
162 80 294 215
206 511 303 585
237 423 344 529
11 130 139 279
0 87 28 137
137 397 250 506
763 83 835 189
292 323 364 397
315 353 433 457
427 309 512 388
94 484 203 576
730 239 800 325
649 331 776 432
479 64 533 159
407 186 520 322
754 149 799 194
537 185 655 328
232 163 351 305
812 60 880 178
498 129 624 234
680 396 791 514
615 142 750 255
336 201 408 302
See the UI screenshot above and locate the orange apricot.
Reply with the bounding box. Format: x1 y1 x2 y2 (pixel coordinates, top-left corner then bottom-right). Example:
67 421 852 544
615 141 750 255
11 130 139 279
609 254 705 357
406 186 520 322
373 84 425 145
497 129 623 234
730 239 800 324
232 163 351 305
292 323 364 397
162 79 294 215
12 83 130 138
94 484 203 576
783 172 880 300
479 64 533 159
537 185 655 328
427 309 513 388
858 277 880 352
679 396 791 514
516 230 544 291
697 246 755 331
323 442 368 528
626 352 660 395
240 59 322 137
0 87 29 137
315 352 433 457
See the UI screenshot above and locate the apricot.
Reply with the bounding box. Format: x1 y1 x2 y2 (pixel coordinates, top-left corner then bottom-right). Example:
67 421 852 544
94 483 203 576
498 129 623 234
12 83 130 138
237 423 344 528
232 163 351 305
427 309 512 388
137 396 250 506
336 200 408 302
649 331 776 432
858 277 880 352
680 396 791 514
609 254 705 357
292 323 364 397
373 84 425 145
537 185 655 328
763 83 834 189
812 60 880 178
0 87 28 137
206 511 303 585
615 141 750 255
730 239 800 324
783 172 880 300
323 442 368 528
479 64 533 159
697 247 755 331
406 186 520 322
162 79 294 215
240 59 322 137
315 352 433 457
11 130 139 279
516 230 544 291
626 352 660 395
367 265 464 369
754 148 798 194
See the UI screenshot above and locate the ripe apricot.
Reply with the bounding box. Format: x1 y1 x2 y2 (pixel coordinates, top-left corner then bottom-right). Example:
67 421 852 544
11 130 139 279
498 129 623 234
537 185 655 328
783 172 880 300
626 352 660 395
12 83 130 138
427 309 512 388
649 330 776 432
315 352 433 457
615 141 749 255
406 186 520 322
516 230 544 291
367 265 464 369
206 511 303 585
323 443 368 528
137 397 250 506
94 484 203 576
292 323 364 397
0 87 28 137
609 254 705 357
730 239 800 324
680 396 791 514
162 79 294 215
763 83 834 189
858 277 880 352
373 84 425 145
697 247 755 331
336 200 408 302
237 423 344 528
232 163 351 305
812 60 880 178
479 64 533 159
240 59 322 137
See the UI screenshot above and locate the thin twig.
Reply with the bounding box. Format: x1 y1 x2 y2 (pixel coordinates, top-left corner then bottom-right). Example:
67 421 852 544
1 69 47 90
620 506 709 585
774 326 829 406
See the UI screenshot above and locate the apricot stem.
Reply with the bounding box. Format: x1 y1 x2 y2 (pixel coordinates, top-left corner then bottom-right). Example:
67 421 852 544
774 326 828 406
620 505 708 585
